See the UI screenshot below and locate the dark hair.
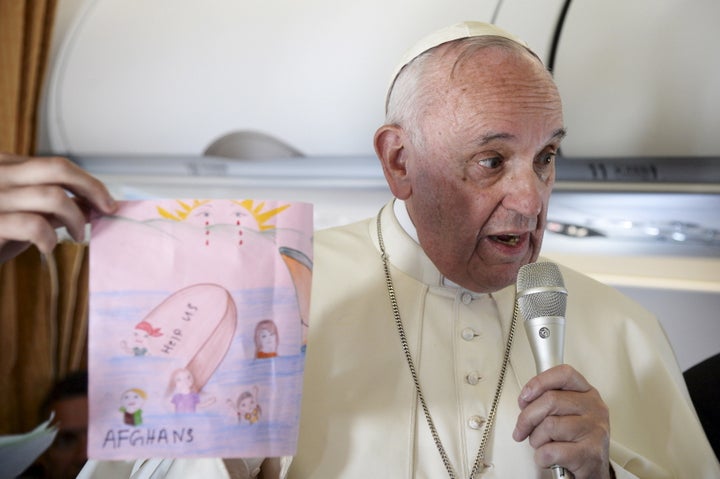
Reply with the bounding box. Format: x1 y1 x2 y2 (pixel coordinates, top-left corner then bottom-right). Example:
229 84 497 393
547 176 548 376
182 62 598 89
40 370 88 418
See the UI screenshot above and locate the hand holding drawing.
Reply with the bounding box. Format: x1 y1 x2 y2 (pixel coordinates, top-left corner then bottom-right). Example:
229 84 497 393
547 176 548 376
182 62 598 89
0 153 116 262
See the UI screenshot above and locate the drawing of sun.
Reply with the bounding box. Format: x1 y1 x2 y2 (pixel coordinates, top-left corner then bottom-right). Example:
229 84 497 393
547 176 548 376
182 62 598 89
156 200 210 221
157 199 290 231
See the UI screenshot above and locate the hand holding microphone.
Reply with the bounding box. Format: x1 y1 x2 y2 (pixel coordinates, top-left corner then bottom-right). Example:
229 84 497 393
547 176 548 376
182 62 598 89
516 262 568 478
512 262 612 479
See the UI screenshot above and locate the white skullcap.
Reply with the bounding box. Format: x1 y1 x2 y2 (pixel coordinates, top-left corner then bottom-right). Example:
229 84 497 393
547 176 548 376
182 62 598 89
387 21 530 102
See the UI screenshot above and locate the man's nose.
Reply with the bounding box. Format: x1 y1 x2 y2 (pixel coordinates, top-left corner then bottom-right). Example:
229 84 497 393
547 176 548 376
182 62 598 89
502 164 547 218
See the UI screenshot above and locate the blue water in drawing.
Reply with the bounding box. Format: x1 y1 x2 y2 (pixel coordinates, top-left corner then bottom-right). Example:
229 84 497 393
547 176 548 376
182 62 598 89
88 286 307 459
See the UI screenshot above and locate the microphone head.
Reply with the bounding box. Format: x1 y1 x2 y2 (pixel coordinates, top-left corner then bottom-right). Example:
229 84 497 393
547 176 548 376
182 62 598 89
516 262 567 321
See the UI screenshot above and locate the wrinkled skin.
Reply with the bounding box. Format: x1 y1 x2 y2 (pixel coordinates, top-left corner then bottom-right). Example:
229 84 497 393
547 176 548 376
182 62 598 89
376 45 564 293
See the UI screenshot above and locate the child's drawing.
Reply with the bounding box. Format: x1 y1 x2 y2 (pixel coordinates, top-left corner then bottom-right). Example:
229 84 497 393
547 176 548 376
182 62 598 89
254 320 279 359
88 198 313 460
167 368 216 413
227 385 262 425
119 388 146 426
279 247 312 351
121 320 162 356
129 283 237 372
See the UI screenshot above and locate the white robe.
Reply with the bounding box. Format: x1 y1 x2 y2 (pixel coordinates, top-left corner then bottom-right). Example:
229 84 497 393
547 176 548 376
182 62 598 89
81 200 720 478
289 200 719 478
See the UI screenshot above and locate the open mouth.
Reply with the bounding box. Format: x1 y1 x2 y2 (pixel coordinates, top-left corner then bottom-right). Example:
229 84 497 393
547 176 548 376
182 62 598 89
490 234 521 246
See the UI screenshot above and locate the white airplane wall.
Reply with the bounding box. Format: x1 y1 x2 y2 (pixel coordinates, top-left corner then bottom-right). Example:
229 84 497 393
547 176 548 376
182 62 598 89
41 0 720 157
41 0 504 155
551 0 720 157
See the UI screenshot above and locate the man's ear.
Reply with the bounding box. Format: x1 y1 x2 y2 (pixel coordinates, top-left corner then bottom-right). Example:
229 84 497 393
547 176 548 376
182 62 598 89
374 125 412 199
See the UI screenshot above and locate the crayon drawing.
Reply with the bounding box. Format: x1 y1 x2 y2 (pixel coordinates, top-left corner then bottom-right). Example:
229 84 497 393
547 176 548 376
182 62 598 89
88 199 313 459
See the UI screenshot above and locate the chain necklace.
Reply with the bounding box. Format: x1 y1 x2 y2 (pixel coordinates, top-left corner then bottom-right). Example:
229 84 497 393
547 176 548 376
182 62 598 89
376 208 519 478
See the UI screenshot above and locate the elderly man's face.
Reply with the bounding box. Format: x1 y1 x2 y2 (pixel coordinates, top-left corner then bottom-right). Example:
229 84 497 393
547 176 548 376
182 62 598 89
403 46 565 292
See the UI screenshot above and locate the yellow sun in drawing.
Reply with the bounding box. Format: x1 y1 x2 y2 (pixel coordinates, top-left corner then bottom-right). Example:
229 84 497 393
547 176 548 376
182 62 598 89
231 200 290 231
156 199 290 231
157 200 211 221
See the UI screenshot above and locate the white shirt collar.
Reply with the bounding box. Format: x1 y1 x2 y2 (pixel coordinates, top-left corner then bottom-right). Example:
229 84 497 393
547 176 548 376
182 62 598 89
392 198 460 288
393 198 418 243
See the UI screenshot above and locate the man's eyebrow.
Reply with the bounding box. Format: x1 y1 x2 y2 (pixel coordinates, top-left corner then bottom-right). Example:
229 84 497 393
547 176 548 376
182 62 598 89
550 128 568 142
477 132 514 145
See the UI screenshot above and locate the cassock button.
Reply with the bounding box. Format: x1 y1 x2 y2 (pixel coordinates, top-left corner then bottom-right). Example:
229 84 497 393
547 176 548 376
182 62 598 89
465 371 482 385
461 328 477 341
467 415 486 430
461 292 473 304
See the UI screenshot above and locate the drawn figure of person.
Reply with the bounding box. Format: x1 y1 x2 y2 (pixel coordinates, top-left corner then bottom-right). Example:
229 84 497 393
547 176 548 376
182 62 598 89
166 368 215 413
119 388 146 426
121 320 163 356
254 319 279 359
227 386 261 425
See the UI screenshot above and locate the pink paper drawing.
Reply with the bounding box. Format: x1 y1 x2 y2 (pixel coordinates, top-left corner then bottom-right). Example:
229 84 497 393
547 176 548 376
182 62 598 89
279 246 312 351
227 385 262 425
121 321 162 356
254 319 279 359
88 198 313 460
126 283 237 371
119 388 146 426
167 367 217 413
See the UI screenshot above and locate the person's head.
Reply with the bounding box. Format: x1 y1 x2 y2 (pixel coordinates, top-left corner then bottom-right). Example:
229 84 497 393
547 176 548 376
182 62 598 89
167 368 196 395
236 390 257 414
38 370 88 479
375 22 565 293
134 320 162 340
120 388 147 413
254 319 279 354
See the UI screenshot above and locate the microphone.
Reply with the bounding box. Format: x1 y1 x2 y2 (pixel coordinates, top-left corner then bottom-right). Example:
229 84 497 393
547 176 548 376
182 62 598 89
516 261 569 479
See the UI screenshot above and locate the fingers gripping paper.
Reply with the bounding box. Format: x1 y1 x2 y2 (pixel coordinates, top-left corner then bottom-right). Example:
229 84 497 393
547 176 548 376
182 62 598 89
88 199 313 459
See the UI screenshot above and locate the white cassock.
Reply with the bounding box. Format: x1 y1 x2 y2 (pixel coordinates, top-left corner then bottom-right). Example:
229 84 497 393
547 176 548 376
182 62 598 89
290 199 719 478
80 199 720 478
